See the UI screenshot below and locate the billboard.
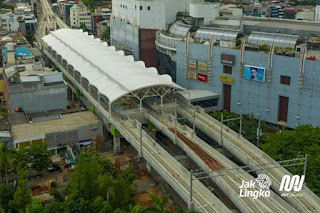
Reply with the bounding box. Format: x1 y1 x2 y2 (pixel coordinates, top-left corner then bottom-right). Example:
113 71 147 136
221 54 235 65
244 65 266 82
198 73 208 82
188 59 197 69
220 76 234 83
188 71 197 79
198 61 208 71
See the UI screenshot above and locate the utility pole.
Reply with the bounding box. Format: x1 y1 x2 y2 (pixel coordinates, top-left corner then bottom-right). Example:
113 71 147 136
220 113 223 146
257 114 261 147
139 124 143 158
239 112 242 137
192 110 196 135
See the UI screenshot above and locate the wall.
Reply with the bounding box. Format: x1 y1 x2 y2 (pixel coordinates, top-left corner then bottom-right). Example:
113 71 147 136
9 84 68 113
176 41 320 128
140 28 157 67
111 19 140 60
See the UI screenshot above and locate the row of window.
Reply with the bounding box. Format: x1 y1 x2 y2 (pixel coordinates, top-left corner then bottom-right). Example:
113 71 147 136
223 65 291 85
119 4 151 11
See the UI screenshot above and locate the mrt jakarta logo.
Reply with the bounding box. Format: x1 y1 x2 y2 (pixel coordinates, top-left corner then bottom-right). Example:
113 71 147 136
239 174 272 199
279 175 305 197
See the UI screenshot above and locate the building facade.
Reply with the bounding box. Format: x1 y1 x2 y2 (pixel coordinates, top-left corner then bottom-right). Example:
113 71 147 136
175 41 320 129
4 62 68 113
70 4 92 31
111 0 196 67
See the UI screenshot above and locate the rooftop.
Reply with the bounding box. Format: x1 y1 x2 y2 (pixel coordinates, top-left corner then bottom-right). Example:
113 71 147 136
3 46 33 57
177 90 219 102
11 111 101 140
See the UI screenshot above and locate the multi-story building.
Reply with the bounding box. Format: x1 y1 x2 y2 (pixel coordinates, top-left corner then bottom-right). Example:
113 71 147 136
70 4 92 31
155 2 320 129
2 43 35 68
3 61 68 113
111 0 198 67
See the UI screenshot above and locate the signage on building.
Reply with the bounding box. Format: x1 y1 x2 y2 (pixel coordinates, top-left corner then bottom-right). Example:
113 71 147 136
244 65 266 82
187 71 197 80
220 76 234 83
188 59 197 69
221 54 235 65
198 73 208 82
198 61 208 71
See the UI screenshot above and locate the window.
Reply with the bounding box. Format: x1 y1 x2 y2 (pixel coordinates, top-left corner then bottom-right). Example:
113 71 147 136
140 6 143 10
148 6 150 10
223 65 232 74
280 75 291 85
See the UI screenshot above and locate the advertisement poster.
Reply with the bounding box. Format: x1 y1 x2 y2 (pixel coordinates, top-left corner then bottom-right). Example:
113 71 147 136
188 59 197 69
244 65 266 82
198 61 208 71
198 73 208 82
188 71 197 79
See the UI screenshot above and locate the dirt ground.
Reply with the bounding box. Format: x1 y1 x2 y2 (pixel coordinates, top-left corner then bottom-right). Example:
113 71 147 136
31 144 168 209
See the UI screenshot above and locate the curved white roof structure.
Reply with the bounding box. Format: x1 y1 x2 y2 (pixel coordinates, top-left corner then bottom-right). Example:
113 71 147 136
42 29 182 103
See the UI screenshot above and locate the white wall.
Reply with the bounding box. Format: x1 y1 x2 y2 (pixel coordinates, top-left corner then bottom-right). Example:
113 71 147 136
112 0 201 30
315 6 320 22
296 11 315 21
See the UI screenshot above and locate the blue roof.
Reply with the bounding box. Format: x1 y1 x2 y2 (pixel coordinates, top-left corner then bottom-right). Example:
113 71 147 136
2 46 33 58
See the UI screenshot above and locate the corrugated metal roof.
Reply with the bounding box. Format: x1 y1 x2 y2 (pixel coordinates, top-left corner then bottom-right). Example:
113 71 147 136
20 76 41 82
248 31 299 48
169 21 191 37
195 28 240 41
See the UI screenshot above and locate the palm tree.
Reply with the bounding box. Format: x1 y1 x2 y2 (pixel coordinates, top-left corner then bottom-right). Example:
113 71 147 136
145 193 173 213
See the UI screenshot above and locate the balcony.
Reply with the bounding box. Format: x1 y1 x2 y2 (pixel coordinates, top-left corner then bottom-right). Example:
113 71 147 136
155 31 183 61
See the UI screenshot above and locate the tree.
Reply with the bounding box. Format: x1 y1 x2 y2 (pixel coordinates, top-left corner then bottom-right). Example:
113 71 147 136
0 183 14 212
29 143 52 173
145 193 172 213
49 188 64 202
9 165 31 213
25 30 34 44
44 201 64 213
79 23 89 32
261 125 320 196
124 167 136 184
13 143 52 173
0 141 14 183
100 27 110 43
27 197 45 213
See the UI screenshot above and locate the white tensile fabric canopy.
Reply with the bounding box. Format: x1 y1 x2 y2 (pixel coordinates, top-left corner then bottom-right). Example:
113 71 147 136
42 29 182 103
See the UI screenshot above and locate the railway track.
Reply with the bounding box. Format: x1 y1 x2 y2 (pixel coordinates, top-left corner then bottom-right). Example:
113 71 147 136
118 119 228 213
147 111 296 213
178 103 320 213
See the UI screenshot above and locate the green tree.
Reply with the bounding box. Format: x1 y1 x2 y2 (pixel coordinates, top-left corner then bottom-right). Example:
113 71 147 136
9 165 31 213
27 197 45 213
124 167 136 184
29 143 52 173
79 23 89 32
13 146 31 170
261 125 320 196
101 27 110 43
0 183 14 212
145 193 172 213
44 201 64 213
25 30 34 44
13 143 52 173
0 141 14 183
49 188 64 202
